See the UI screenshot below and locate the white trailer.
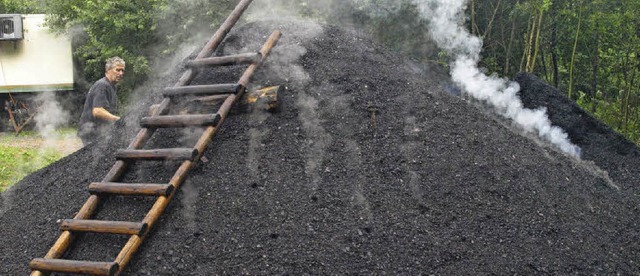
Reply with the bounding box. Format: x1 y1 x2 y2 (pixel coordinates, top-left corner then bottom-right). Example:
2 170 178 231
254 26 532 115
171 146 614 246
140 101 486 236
0 14 74 132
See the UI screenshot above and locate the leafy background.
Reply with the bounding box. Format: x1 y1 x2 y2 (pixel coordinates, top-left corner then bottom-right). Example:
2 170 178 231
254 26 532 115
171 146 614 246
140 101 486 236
2 0 640 143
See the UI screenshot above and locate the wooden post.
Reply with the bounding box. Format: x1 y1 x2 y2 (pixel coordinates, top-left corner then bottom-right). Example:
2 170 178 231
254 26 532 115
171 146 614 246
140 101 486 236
60 219 148 236
163 83 241 98
186 52 262 67
115 148 199 161
30 259 118 276
88 182 174 196
140 114 221 128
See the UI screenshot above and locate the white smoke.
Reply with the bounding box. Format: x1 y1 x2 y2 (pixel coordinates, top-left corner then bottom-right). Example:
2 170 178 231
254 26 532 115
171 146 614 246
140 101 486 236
33 92 79 154
33 92 70 142
180 180 199 231
412 0 582 158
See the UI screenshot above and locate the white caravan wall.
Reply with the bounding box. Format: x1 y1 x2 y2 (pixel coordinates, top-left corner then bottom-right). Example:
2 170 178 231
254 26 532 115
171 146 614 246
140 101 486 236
0 14 73 93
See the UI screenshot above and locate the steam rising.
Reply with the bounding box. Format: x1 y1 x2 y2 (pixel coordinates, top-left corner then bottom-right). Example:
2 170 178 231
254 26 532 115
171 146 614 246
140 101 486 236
412 0 581 157
243 0 581 158
180 180 198 231
33 92 71 144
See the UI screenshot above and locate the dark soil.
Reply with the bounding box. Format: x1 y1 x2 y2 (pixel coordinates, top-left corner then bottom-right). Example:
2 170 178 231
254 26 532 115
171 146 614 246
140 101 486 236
2 20 640 275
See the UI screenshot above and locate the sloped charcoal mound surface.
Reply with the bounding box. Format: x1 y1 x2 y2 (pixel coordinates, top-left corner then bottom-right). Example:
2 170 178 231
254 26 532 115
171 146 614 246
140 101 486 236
516 72 640 193
1 20 639 275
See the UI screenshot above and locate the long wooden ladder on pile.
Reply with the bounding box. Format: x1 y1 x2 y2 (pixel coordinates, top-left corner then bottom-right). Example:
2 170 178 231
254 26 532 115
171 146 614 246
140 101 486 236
29 0 280 275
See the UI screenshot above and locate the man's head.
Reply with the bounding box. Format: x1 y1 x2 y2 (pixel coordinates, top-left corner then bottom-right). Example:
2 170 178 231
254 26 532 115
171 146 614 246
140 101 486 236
105 56 126 84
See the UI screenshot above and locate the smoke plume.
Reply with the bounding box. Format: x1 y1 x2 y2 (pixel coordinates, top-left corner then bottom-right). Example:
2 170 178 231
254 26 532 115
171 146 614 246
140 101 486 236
180 179 199 231
33 92 71 144
411 0 581 157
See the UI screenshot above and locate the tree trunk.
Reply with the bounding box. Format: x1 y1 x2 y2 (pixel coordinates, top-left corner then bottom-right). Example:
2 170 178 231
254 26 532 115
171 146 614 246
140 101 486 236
568 5 582 99
505 15 517 75
551 26 559 88
618 53 630 130
471 0 477 36
482 0 502 39
549 4 559 88
521 14 535 72
540 48 550 82
503 0 521 75
623 54 638 135
591 22 600 113
528 10 544 73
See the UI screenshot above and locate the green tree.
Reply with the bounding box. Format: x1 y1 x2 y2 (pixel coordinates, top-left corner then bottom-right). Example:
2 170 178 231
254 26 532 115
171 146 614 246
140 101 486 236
44 0 165 101
0 0 45 13
8 0 640 145
43 0 238 106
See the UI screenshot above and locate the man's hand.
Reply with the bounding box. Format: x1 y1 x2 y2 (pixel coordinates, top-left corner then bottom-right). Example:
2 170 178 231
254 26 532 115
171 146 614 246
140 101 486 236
92 107 120 121
114 118 126 128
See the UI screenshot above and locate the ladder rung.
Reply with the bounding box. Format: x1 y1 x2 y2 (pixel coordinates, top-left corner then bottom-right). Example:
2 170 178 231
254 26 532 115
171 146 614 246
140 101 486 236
163 83 241 98
60 219 148 235
115 148 199 161
88 182 174 196
30 258 118 276
187 52 262 67
140 113 221 128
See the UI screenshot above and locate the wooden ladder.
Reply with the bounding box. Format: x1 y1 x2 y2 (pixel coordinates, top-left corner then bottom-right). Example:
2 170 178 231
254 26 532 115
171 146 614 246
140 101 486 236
29 0 281 274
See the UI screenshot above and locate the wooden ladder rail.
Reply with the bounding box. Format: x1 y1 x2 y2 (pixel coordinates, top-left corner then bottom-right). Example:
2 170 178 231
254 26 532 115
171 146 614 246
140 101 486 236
29 0 256 275
30 23 282 276
114 29 282 274
31 24 282 276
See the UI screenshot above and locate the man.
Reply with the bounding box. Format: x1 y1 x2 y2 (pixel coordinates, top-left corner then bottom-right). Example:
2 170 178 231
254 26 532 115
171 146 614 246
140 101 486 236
78 56 125 146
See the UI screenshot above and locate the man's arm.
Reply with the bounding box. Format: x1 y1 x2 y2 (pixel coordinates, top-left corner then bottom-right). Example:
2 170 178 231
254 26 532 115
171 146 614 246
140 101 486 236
92 107 120 121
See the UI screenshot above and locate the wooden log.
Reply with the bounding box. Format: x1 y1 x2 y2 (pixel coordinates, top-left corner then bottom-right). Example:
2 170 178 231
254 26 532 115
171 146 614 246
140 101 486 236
140 113 221 128
186 52 261 67
187 94 230 104
148 103 161 116
163 83 241 98
243 85 282 112
88 182 174 196
29 258 118 276
60 219 147 236
115 148 199 161
238 31 282 88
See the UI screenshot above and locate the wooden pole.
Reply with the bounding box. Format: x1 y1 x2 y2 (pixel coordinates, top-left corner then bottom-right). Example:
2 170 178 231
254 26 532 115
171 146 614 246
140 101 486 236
186 52 262 67
88 182 174 196
162 83 241 98
30 259 118 276
60 219 148 236
115 148 199 161
140 114 221 128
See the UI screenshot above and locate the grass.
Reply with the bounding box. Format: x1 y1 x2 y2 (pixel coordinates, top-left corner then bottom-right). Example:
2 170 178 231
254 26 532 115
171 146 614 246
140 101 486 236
0 128 80 192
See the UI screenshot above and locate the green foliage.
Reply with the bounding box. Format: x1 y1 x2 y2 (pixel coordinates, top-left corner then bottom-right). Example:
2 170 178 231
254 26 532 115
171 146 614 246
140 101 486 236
0 0 45 13
5 0 640 146
41 0 239 106
44 0 164 101
469 0 640 145
0 144 63 192
0 129 77 191
153 0 237 57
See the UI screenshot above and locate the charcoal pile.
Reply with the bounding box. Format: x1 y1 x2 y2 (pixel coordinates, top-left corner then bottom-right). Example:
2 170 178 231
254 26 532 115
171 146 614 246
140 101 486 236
1 20 639 275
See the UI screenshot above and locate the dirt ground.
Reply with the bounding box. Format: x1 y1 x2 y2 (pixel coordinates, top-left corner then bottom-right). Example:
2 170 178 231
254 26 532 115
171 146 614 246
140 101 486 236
1 132 82 156
1 19 639 275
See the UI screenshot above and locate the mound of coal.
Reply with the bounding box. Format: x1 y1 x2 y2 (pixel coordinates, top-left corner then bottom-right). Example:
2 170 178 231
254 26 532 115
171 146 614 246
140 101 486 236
2 20 639 275
516 72 640 193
